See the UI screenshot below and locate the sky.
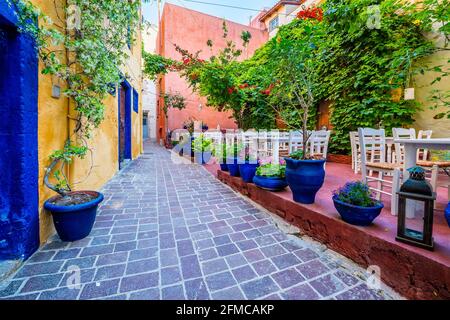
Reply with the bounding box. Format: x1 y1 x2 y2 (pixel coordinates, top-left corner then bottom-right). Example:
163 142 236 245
142 0 279 28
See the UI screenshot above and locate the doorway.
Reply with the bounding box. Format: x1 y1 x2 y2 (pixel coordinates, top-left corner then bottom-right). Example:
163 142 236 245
0 3 39 260
118 81 132 169
317 100 333 130
143 112 149 140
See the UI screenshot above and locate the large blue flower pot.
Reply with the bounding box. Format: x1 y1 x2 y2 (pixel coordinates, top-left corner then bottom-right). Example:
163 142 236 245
333 196 384 226
227 157 240 177
253 175 288 192
220 163 229 172
285 158 326 204
239 162 259 183
44 191 104 242
445 202 450 228
194 151 212 164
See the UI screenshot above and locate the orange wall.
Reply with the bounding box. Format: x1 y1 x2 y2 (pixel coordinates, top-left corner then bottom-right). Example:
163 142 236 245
157 3 268 139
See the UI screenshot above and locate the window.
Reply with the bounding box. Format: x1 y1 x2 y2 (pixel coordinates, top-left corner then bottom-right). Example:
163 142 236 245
269 16 279 32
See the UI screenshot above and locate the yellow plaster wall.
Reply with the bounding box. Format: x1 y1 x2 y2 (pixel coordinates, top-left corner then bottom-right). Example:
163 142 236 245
412 34 450 138
33 0 143 244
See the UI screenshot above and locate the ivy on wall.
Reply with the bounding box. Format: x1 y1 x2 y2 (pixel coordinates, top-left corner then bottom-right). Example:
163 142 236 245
8 0 141 195
144 0 449 154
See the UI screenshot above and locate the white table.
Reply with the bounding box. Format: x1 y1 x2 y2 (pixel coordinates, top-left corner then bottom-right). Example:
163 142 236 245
395 138 450 171
394 138 450 218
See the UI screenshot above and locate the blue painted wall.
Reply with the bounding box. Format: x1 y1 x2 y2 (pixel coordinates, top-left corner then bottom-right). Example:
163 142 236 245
0 2 39 260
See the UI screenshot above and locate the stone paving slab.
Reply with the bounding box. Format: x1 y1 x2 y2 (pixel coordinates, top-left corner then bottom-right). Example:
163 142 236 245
0 143 401 300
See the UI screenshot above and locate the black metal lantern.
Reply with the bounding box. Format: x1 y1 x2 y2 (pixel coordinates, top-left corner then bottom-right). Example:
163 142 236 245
396 166 436 251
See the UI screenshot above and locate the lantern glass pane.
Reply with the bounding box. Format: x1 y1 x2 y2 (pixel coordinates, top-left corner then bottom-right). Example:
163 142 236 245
404 201 425 241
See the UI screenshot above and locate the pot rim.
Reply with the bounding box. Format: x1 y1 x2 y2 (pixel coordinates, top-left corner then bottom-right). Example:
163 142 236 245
332 195 384 210
44 191 104 213
284 157 327 164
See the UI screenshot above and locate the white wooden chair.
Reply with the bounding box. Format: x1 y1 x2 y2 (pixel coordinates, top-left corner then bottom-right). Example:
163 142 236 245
393 128 416 165
415 130 449 207
256 130 271 160
309 130 331 159
358 128 402 216
238 130 259 162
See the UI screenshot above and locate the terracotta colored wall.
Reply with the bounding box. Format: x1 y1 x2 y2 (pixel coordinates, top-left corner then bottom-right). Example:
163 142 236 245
33 0 143 244
157 3 268 140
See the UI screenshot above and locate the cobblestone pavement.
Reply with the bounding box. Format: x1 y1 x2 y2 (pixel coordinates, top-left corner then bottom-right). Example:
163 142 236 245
0 142 400 300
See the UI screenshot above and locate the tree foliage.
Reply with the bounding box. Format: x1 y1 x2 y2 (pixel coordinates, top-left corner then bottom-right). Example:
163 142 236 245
144 0 449 154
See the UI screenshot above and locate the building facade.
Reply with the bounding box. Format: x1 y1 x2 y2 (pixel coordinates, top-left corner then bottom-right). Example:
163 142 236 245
156 3 269 143
257 0 321 38
0 1 143 262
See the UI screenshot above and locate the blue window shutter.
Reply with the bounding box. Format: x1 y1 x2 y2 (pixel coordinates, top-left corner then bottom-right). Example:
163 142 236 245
133 89 139 113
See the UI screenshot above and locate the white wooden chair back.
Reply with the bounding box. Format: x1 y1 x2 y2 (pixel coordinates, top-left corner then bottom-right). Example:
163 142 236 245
239 130 259 160
309 130 331 158
288 131 304 154
417 130 432 161
393 128 416 165
278 131 290 158
358 128 386 176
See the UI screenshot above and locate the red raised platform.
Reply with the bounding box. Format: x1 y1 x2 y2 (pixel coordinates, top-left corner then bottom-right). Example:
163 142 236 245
212 162 450 300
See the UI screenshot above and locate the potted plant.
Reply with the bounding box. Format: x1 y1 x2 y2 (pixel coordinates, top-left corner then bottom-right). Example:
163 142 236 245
226 143 243 177
269 30 326 204
253 163 288 191
43 143 104 242
332 181 384 226
238 153 259 183
213 143 228 171
285 149 326 204
192 134 214 164
183 117 196 157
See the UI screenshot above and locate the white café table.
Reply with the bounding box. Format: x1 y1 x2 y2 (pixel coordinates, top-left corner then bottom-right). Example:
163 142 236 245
394 138 450 218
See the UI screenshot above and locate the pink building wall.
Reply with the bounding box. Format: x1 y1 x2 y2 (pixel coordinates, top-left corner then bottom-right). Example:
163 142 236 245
157 4 269 136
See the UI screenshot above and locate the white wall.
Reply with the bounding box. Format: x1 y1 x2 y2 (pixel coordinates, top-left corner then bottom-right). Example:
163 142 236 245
142 25 158 141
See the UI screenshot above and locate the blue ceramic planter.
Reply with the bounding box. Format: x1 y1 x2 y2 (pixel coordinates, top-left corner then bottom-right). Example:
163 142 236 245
285 158 326 204
445 202 450 228
194 151 212 164
333 196 384 226
253 175 288 192
220 163 229 171
44 191 104 242
239 162 259 183
227 157 240 177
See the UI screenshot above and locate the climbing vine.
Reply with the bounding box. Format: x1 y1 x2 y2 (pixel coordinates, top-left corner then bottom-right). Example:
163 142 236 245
8 0 141 196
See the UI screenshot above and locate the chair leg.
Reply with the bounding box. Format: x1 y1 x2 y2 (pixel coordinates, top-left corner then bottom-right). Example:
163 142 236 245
429 165 440 209
391 169 400 216
376 171 382 201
